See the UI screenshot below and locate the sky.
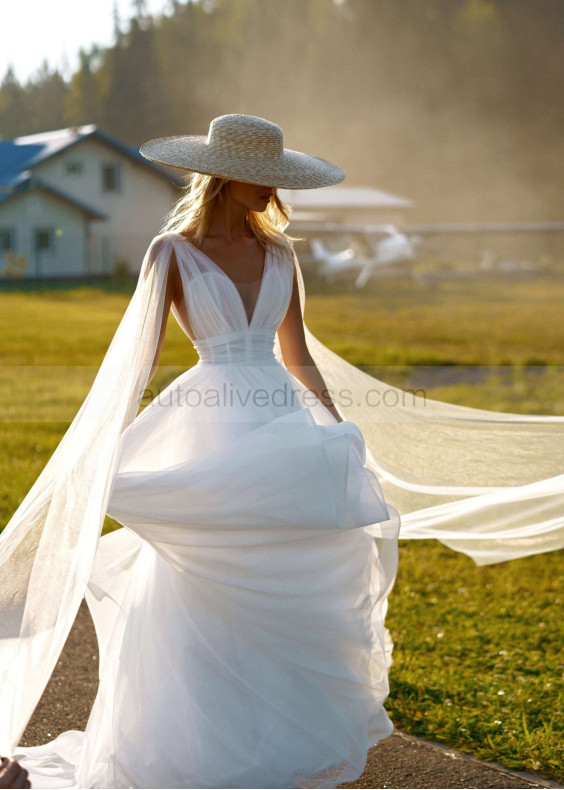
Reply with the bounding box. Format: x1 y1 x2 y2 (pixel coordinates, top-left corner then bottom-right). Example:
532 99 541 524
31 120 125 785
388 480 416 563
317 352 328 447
2 0 173 83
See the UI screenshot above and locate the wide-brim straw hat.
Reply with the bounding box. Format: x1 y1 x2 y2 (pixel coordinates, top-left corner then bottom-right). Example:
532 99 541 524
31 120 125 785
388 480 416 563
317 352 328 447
140 114 345 190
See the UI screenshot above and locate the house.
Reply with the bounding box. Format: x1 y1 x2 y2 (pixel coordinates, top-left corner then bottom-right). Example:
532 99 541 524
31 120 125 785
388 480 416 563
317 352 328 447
0 125 184 279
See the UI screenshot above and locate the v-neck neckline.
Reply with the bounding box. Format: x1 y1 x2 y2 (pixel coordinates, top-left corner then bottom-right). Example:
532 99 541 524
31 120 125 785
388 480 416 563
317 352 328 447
181 237 269 329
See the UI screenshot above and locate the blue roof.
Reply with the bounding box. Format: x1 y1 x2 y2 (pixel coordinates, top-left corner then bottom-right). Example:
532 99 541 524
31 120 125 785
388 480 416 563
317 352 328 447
0 125 184 187
0 141 44 187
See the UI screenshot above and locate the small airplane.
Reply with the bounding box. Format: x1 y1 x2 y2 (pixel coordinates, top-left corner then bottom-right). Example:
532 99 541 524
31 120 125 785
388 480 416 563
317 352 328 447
309 237 360 283
306 228 424 287
354 228 419 288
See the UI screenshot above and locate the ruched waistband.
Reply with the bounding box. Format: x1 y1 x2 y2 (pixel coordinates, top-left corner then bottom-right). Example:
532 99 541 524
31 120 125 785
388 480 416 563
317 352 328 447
193 329 278 365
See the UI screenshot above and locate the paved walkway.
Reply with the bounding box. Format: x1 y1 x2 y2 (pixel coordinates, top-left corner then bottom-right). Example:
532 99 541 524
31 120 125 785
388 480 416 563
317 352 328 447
20 603 560 790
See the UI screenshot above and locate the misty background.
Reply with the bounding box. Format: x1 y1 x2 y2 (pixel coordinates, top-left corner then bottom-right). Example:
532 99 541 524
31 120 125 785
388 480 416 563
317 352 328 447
1 0 562 223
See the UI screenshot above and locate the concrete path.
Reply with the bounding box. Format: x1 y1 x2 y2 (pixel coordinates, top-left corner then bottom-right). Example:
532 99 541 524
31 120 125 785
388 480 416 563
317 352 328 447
20 603 560 790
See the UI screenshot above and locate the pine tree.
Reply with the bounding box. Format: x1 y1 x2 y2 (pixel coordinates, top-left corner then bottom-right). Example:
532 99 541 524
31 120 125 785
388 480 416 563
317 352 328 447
64 48 104 127
0 67 29 139
26 62 69 134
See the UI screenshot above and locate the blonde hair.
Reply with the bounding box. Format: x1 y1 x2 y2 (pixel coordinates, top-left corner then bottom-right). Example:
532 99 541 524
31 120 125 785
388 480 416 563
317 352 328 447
162 173 298 254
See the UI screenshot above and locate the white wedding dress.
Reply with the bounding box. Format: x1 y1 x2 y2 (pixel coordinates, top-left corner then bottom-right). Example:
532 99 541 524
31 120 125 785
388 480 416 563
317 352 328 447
15 234 400 789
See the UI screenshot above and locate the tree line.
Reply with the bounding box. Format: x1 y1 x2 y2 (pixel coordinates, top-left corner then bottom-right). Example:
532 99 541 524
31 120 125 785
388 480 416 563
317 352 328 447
1 0 563 221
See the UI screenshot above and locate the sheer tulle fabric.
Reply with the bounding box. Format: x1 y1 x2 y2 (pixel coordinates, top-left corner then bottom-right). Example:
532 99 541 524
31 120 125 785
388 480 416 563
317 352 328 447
4 234 399 788
302 331 564 564
0 231 561 787
0 236 171 757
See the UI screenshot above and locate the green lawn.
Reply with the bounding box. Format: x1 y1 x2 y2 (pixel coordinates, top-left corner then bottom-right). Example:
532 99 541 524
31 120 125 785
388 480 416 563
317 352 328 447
1 270 562 781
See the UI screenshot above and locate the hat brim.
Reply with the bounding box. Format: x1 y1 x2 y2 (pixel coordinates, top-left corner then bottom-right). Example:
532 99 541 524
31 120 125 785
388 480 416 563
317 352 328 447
139 135 345 190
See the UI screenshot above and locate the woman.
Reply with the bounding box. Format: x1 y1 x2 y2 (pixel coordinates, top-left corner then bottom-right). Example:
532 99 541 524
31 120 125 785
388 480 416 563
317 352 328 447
9 115 400 788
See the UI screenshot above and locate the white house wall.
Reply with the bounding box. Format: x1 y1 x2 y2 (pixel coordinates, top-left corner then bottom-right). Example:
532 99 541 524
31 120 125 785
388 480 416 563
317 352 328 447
0 192 86 279
35 138 180 274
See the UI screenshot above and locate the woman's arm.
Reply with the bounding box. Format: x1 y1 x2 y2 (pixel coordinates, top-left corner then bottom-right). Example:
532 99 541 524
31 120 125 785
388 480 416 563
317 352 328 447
277 269 343 423
147 249 183 385
0 757 30 789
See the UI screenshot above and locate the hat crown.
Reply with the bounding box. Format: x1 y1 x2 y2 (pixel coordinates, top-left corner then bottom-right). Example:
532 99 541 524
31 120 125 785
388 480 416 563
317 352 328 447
207 115 284 161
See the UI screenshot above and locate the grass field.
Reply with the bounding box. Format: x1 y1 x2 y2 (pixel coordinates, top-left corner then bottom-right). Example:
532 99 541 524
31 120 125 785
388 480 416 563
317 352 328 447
1 270 562 781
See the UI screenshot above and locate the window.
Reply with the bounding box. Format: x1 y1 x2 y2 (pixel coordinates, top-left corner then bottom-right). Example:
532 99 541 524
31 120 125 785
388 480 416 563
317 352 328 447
102 163 121 193
34 228 54 254
0 227 14 252
65 161 83 175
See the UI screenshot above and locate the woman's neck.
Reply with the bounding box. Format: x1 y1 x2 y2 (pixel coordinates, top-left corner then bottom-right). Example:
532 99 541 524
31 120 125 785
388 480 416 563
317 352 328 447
206 193 253 242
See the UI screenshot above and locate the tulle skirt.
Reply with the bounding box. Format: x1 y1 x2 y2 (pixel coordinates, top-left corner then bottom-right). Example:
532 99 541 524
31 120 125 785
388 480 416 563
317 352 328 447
16 360 400 789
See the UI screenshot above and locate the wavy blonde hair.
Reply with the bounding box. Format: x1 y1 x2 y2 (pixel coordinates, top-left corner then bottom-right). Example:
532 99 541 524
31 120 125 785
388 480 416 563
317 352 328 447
161 173 298 255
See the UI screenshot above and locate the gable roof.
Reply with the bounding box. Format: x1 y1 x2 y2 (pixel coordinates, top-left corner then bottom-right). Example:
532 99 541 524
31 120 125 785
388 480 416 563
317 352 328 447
0 175 107 220
0 144 40 189
0 125 185 188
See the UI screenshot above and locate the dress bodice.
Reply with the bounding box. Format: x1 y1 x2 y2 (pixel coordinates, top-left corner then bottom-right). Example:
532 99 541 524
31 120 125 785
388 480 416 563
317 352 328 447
167 232 294 364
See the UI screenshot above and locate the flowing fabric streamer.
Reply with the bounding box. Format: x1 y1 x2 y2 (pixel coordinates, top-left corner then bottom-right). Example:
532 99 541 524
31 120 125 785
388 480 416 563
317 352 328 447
1 232 563 755
0 236 173 754
291 249 564 564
